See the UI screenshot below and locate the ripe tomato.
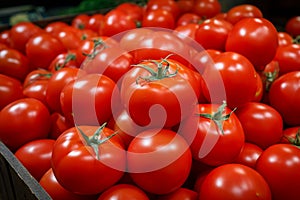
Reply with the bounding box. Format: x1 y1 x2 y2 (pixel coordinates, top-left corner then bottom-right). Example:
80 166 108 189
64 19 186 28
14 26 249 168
174 23 200 41
235 102 283 149
176 13 201 26
285 16 300 37
120 57 200 128
199 164 271 200
51 125 126 195
146 0 181 20
191 0 221 19
142 9 175 29
0 98 51 152
256 144 300 200
23 79 49 107
156 187 198 200
280 126 300 145
0 47 29 81
127 128 192 195
277 32 293 46
268 71 300 126
15 139 55 181
49 112 71 140
71 14 90 30
225 17 278 69
60 74 121 126
53 26 82 50
48 50 81 72
179 103 245 166
26 32 66 69
86 14 105 33
97 184 149 200
0 30 11 46
234 142 263 169
195 18 233 51
44 21 69 36
115 2 144 22
226 4 263 24
0 74 24 110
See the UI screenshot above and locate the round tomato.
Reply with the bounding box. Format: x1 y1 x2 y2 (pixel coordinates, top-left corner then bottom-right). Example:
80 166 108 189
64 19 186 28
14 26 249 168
199 163 271 200
127 128 192 195
0 30 11 46
53 26 82 50
225 17 278 69
191 0 221 19
226 4 263 24
285 16 300 37
142 9 175 29
0 98 51 152
15 139 55 181
146 0 181 20
48 112 71 140
86 14 105 33
277 32 293 46
23 79 49 107
235 102 283 149
280 126 300 145
233 142 263 169
176 13 201 27
51 125 126 195
48 50 81 72
268 71 300 126
156 187 198 200
174 23 200 42
256 144 300 200
71 14 90 30
115 2 144 22
44 21 69 36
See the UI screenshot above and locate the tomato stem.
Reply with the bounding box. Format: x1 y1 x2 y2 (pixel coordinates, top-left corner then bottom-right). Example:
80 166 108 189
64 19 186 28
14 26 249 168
263 62 279 92
55 53 77 71
83 38 107 59
285 128 300 147
293 35 300 44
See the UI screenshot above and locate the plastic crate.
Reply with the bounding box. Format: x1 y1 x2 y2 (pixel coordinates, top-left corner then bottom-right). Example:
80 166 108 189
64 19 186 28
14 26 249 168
0 141 51 200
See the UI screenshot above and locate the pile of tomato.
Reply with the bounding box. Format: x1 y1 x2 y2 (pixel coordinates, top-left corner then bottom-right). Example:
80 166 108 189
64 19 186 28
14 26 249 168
0 0 300 199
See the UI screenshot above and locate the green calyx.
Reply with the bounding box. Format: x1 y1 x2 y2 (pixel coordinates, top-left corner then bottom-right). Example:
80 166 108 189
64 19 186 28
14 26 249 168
76 123 118 160
83 38 108 59
55 53 77 71
198 101 236 135
134 54 178 85
263 63 279 92
285 128 300 147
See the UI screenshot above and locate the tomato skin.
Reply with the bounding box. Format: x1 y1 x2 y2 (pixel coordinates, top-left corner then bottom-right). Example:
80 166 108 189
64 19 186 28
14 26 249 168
0 48 30 81
54 26 82 50
179 103 245 166
176 13 201 27
51 126 126 195
280 126 300 144
86 14 105 33
23 79 49 107
142 9 175 29
127 129 192 195
191 0 221 19
15 139 55 181
71 14 90 30
0 98 51 152
225 18 278 69
256 144 300 200
277 32 293 47
97 184 149 200
44 21 69 36
235 102 283 149
234 142 263 169
174 23 200 42
268 71 300 126
199 163 272 200
146 0 181 20
226 4 263 25
0 30 11 46
0 74 24 110
48 51 81 72
116 2 144 22
156 187 198 200
285 16 300 37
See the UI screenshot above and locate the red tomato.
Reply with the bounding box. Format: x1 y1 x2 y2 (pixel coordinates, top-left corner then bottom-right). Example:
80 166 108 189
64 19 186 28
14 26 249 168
274 44 300 75
201 51 257 109
191 0 221 19
146 0 181 20
285 16 300 37
234 142 263 169
0 98 51 152
15 139 55 181
40 168 97 200
179 103 245 166
23 68 52 88
280 126 300 145
9 21 43 53
226 4 263 24
0 74 24 110
252 71 263 102
86 14 105 33
174 23 200 42
268 71 300 126
142 9 175 29
97 184 149 200
0 48 29 81
71 14 90 30
176 0 194 14
116 2 144 22
26 32 66 69
60 74 120 126
176 13 201 27
51 125 126 195
156 187 198 200
120 57 200 128
277 32 293 46
54 26 82 50
0 30 11 46
195 18 233 51
48 51 81 72
189 49 221 73
256 144 300 200
127 129 192 194
23 79 49 107
235 102 283 149
49 112 71 140
44 21 69 36
199 164 271 200
225 18 278 69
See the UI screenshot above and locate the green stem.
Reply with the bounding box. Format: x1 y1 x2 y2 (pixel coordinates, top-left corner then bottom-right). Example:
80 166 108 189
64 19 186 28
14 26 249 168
55 53 76 71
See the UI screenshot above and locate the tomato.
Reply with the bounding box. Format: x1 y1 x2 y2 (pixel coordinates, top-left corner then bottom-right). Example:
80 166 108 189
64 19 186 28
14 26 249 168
156 187 198 200
233 142 263 169
176 13 202 27
9 21 43 53
285 16 300 37
0 74 24 110
48 50 81 72
120 57 200 128
51 125 126 195
280 126 300 145
60 74 121 126
277 32 293 46
127 128 192 194
226 4 263 24
0 98 51 152
146 0 181 20
40 168 97 200
97 184 149 200
252 71 263 102
45 67 86 113
191 0 221 19
273 44 300 75
54 26 82 50
86 14 105 33
195 18 233 51
26 32 66 69
0 48 29 81
100 9 136 37
44 21 69 36
199 163 271 200
174 23 200 42
14 139 55 181
176 0 194 14
179 102 245 166
71 14 90 30
201 51 257 109
235 102 283 149
0 30 11 46
23 79 49 107
142 9 175 29
23 68 51 87
225 18 278 69
115 2 144 23
256 144 300 200
189 49 221 74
